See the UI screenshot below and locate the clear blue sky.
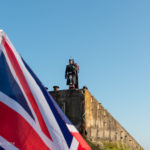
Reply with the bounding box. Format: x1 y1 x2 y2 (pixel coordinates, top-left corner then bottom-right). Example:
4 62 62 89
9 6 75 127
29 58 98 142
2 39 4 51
0 0 150 149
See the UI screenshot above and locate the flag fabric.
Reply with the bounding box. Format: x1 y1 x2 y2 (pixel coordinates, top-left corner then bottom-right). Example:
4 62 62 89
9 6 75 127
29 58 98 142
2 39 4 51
0 30 91 150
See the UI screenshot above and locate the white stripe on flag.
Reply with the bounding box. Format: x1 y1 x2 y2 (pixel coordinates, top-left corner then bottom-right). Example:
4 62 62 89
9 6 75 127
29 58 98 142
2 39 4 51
0 136 19 150
67 124 78 133
69 137 79 150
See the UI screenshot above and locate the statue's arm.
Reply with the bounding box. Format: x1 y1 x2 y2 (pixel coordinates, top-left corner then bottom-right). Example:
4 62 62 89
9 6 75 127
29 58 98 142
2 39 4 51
75 63 79 73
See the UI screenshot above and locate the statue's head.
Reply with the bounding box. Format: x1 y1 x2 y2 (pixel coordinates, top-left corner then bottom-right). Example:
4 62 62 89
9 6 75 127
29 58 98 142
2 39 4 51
69 58 74 64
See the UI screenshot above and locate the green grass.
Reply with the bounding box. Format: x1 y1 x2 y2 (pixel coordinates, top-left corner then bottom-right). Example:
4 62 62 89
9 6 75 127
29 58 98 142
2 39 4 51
85 138 103 150
84 138 139 150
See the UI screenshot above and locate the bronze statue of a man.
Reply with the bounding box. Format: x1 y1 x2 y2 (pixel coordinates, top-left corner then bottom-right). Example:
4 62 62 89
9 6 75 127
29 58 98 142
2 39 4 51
65 58 79 89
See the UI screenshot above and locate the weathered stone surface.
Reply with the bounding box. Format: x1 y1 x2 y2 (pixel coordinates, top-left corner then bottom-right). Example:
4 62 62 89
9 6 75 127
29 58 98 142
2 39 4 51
50 88 143 150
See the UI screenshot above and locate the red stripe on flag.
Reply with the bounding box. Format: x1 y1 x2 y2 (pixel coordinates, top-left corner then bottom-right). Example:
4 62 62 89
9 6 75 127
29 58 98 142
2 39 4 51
0 102 51 150
2 37 52 141
71 132 91 150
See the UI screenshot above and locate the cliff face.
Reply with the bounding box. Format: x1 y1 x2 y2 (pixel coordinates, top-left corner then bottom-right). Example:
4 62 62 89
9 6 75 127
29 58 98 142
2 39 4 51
50 88 143 150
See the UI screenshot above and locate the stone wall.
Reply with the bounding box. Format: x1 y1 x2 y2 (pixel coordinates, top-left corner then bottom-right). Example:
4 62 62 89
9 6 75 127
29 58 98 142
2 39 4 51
50 89 84 129
84 89 143 150
50 88 143 150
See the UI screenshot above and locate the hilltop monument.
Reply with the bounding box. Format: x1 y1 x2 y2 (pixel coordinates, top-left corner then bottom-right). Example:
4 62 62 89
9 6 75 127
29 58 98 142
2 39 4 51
50 60 143 149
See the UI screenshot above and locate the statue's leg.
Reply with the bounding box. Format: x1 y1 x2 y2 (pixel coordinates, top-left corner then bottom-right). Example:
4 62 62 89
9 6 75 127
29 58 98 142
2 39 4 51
69 75 74 89
72 75 76 89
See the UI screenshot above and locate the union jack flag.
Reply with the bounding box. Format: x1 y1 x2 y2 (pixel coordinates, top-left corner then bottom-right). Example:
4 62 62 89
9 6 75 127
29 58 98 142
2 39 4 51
0 30 91 150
